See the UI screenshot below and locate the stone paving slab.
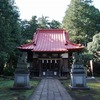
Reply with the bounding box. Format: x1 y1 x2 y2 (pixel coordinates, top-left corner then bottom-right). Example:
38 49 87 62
29 78 72 100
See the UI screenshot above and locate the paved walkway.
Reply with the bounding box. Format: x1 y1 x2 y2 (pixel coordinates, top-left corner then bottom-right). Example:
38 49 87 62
29 78 72 100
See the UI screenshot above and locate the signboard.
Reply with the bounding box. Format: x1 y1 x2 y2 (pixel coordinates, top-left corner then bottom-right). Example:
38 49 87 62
61 53 68 58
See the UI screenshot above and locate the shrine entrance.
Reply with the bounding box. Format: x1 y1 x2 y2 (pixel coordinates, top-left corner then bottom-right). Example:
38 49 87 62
39 58 61 77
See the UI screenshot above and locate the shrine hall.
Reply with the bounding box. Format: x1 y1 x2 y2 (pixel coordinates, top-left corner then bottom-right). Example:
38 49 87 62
18 29 84 77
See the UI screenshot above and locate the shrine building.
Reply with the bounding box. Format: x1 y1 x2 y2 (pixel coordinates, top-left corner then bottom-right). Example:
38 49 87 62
18 29 84 77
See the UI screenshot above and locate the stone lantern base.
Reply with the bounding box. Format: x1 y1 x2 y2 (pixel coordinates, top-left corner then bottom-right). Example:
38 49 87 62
69 74 89 90
12 73 31 90
12 62 31 90
69 61 90 90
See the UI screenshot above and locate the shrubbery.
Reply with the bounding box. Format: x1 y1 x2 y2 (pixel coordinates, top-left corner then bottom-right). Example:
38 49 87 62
3 66 15 76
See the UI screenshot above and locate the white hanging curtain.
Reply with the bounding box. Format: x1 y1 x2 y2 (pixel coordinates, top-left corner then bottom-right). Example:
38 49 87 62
55 60 57 63
42 60 44 63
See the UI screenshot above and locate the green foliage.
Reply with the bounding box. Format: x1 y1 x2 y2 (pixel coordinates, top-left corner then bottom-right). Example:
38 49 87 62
87 33 100 61
0 79 40 100
0 0 21 74
61 79 100 100
81 51 93 68
38 16 61 29
21 16 38 43
0 52 8 64
88 33 100 52
62 0 100 44
49 20 61 29
81 51 93 61
38 15 49 28
3 66 14 76
73 51 93 67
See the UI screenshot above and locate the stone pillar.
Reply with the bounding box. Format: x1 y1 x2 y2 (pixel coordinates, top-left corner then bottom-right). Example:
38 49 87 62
12 53 31 89
69 53 89 90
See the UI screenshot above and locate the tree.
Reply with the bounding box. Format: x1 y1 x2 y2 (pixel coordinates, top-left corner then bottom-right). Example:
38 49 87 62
21 16 38 43
49 20 61 29
62 0 100 44
38 15 49 28
0 0 21 74
87 33 100 61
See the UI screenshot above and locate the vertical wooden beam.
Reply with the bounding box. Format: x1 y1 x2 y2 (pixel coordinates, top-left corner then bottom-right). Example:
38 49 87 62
59 60 61 77
39 60 41 77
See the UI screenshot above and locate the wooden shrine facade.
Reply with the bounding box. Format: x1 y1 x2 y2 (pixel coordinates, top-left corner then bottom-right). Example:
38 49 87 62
27 52 70 77
18 29 84 77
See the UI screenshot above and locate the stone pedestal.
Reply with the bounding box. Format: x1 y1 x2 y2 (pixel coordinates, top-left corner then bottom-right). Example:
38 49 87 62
13 73 31 89
69 62 89 90
12 55 31 89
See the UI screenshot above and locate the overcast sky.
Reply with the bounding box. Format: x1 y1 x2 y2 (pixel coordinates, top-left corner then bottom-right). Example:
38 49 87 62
15 0 100 22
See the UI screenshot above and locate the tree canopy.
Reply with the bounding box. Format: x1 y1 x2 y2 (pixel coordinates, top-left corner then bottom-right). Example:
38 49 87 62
87 33 100 61
20 16 38 43
0 0 21 74
62 0 100 44
88 33 100 52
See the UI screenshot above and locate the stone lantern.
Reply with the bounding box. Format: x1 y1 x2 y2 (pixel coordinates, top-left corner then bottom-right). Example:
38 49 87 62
12 53 31 89
69 53 89 90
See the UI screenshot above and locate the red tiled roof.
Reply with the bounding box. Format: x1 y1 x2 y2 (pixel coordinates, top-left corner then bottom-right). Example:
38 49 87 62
18 29 84 52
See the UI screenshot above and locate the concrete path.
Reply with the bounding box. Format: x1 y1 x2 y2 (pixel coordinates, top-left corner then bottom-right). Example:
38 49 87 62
29 78 72 100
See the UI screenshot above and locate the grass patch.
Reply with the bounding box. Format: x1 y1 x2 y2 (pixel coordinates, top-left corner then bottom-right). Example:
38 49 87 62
61 78 100 100
0 78 40 100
